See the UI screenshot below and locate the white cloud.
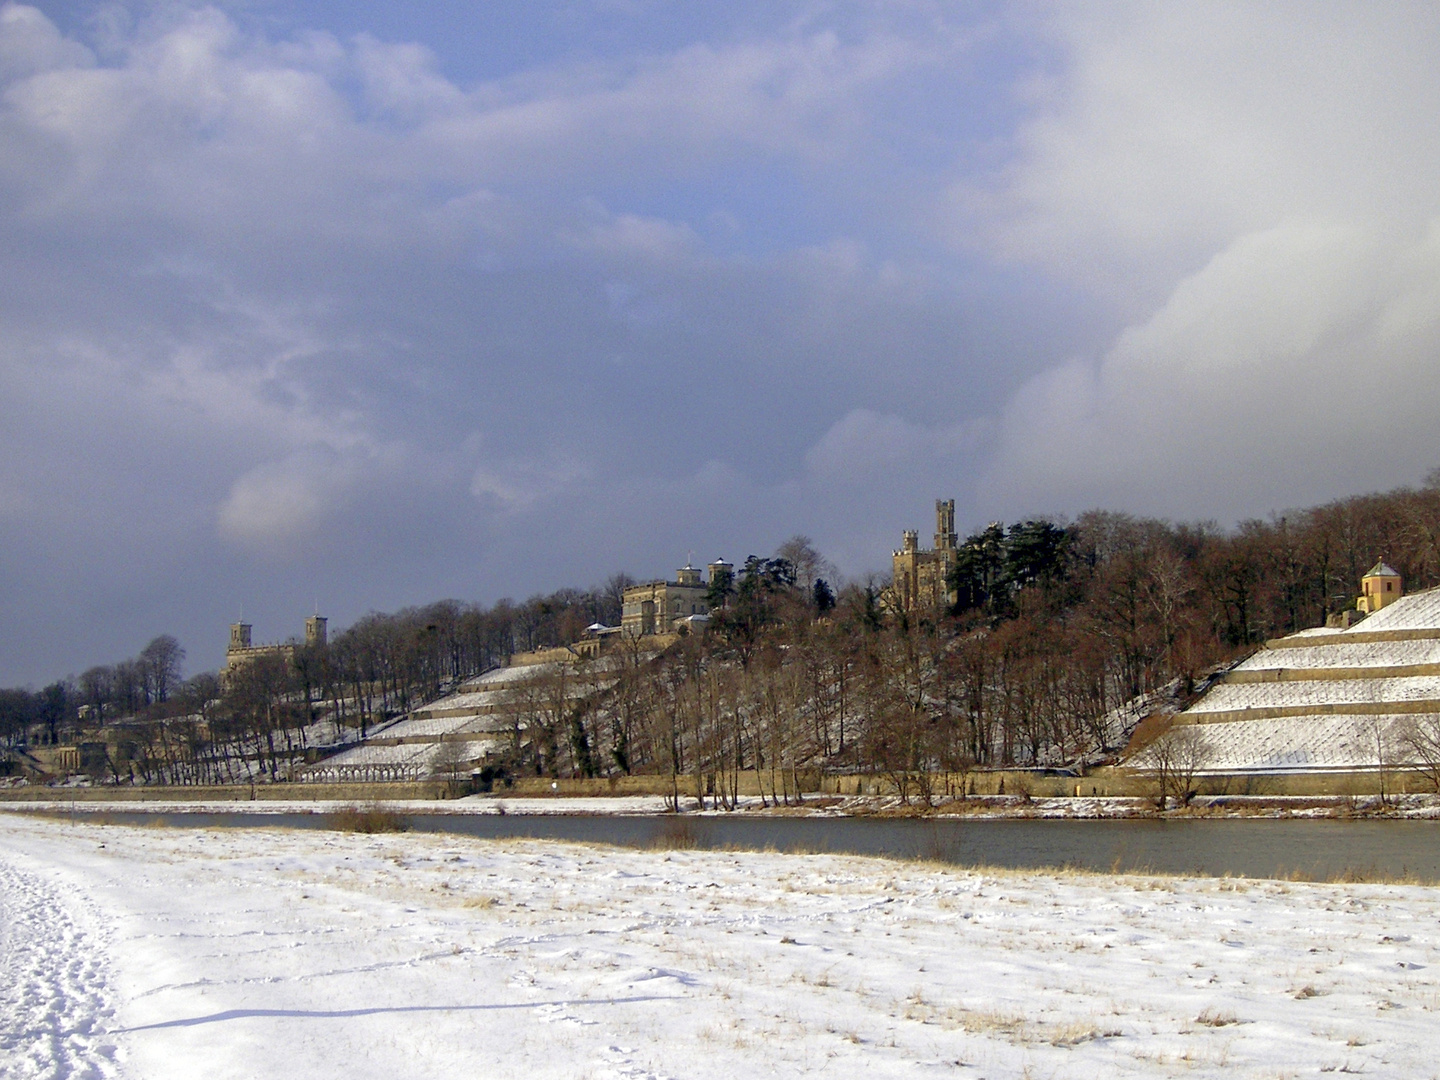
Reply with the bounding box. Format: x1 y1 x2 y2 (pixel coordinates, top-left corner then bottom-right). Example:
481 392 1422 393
967 2 1440 306
217 448 360 553
0 3 91 80
469 457 593 515
969 2 1440 521
979 214 1440 520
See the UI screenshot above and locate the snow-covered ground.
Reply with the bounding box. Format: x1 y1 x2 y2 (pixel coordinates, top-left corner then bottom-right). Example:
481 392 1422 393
3 817 1440 1079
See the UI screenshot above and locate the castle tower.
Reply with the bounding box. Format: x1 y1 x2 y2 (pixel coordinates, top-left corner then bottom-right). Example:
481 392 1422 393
1358 561 1403 614
934 498 957 551
707 559 733 584
229 622 252 651
305 615 328 647
676 564 702 587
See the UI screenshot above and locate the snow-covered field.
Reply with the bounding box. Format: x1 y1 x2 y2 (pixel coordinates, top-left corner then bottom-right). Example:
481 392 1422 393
3 817 1439 1079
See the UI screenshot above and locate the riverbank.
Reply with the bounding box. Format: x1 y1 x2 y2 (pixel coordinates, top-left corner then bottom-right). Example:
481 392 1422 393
3 791 1440 820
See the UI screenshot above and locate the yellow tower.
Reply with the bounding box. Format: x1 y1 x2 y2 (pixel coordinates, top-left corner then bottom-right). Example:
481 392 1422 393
1358 561 1402 613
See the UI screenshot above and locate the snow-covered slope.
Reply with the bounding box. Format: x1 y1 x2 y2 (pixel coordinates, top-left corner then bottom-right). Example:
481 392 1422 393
1174 588 1440 772
1235 637 1440 671
1189 676 1440 714
1193 714 1414 772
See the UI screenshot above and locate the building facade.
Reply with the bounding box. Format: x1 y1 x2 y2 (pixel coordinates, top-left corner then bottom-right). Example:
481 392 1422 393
891 499 960 614
1358 561 1403 613
223 615 327 682
620 562 726 637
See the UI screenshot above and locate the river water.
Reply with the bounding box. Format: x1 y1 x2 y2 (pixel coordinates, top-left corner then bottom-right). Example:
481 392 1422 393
43 810 1440 882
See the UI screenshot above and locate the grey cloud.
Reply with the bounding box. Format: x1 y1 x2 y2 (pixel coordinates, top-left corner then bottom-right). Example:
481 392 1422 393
18 0 1431 687
0 3 1027 682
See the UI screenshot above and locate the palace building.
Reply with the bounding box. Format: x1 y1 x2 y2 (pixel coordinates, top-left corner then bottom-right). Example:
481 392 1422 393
891 499 959 614
223 615 327 683
620 561 728 637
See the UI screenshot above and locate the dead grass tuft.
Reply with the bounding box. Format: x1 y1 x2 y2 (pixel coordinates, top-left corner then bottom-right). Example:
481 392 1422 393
1196 1007 1239 1027
1049 1021 1103 1047
648 816 700 850
329 804 409 834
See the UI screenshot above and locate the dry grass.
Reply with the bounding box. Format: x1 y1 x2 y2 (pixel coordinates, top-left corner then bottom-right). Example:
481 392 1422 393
648 817 701 850
329 804 409 834
1196 1007 1240 1027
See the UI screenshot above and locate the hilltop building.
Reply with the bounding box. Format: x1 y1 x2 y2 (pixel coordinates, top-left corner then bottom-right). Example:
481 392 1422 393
1358 561 1403 614
891 499 959 614
620 561 728 637
223 615 327 683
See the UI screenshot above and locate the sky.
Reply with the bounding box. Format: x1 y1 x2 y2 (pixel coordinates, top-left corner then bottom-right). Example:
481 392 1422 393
5 1 1440 684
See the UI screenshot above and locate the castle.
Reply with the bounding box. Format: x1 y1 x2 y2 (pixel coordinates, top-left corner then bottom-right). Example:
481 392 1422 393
891 499 959 613
223 615 327 682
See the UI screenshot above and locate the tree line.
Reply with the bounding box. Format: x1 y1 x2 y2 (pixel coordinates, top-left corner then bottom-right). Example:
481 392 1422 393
0 581 631 782
7 478 1440 788
489 478 1440 801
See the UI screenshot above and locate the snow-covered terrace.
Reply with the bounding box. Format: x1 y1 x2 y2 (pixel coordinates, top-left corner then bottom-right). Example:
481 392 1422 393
1235 637 1440 672
1190 675 1440 714
1171 587 1440 771
1194 714 1416 773
366 713 512 740
1348 586 1440 630
301 738 504 782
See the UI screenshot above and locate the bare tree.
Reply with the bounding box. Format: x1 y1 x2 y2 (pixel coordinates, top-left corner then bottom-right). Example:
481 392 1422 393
1399 715 1440 792
139 635 186 704
1135 722 1212 809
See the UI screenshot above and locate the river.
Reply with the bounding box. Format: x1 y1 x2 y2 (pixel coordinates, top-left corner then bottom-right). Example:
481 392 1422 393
36 809 1440 881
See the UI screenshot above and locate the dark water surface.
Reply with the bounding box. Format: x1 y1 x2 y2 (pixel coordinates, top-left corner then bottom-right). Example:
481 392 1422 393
39 809 1440 882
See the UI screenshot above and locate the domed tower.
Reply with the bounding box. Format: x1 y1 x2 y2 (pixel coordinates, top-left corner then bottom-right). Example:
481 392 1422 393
1358 561 1403 614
